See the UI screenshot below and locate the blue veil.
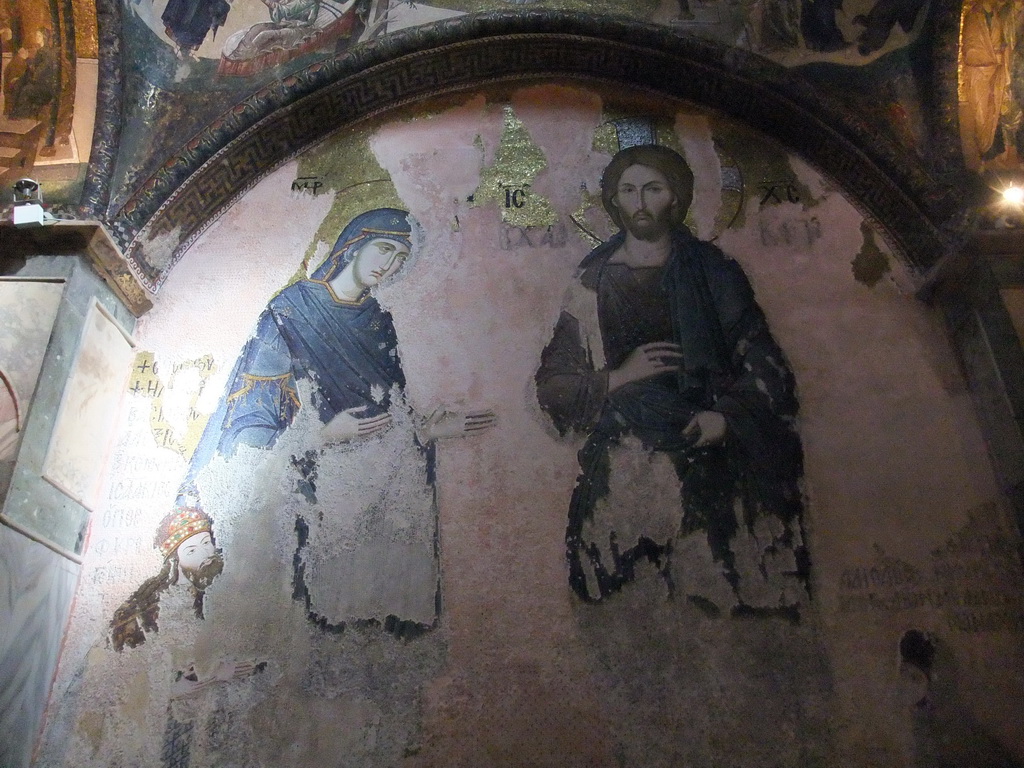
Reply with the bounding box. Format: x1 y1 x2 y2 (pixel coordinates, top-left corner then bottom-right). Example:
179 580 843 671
312 208 414 283
179 207 416 493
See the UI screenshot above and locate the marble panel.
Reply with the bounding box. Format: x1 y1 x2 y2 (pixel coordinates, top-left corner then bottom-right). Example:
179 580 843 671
0 281 65 434
0 280 64 506
16 257 75 282
42 301 135 511
2 295 91 554
3 258 137 554
63 259 137 333
0 524 80 768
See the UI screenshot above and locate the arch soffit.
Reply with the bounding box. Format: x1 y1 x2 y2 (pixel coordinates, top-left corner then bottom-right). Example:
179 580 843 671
94 12 967 292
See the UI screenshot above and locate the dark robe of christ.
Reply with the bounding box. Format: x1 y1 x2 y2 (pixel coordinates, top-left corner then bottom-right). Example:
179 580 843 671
536 228 806 605
162 0 231 53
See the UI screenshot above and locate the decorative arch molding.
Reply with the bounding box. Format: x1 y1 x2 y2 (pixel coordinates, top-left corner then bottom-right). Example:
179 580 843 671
94 11 969 292
80 0 123 220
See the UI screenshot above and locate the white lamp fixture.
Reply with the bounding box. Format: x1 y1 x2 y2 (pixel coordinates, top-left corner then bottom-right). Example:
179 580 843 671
10 178 52 228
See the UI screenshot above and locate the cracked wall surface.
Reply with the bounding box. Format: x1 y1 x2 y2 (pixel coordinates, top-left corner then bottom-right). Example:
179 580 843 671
35 84 1024 768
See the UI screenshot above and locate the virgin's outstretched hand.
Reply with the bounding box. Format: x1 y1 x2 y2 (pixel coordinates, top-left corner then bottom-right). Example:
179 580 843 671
418 407 497 442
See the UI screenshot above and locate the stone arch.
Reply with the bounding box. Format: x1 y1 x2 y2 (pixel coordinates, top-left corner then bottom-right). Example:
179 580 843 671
84 11 966 291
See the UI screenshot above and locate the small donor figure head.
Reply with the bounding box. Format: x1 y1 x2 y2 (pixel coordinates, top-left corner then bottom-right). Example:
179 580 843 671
109 506 224 651
157 506 224 594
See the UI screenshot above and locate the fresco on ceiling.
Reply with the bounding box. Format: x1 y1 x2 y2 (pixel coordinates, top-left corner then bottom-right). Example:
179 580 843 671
0 0 97 208
109 0 934 234
959 0 1024 172
371 0 929 63
36 85 1024 768
137 0 379 71
112 0 462 213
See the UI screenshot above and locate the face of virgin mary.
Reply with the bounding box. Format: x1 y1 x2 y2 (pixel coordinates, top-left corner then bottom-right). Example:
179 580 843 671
350 237 411 289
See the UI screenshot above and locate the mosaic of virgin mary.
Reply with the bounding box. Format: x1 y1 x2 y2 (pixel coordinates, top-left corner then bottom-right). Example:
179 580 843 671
157 207 493 638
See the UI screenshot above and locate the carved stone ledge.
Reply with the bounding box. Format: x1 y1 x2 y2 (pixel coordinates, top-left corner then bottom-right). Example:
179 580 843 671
0 221 152 316
966 231 1024 289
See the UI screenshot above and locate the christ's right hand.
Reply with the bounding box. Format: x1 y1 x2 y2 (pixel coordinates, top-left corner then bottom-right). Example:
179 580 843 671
608 342 684 393
322 406 393 444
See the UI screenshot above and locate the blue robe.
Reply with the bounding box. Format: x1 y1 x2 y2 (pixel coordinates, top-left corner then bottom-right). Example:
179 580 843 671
183 266 407 492
212 284 403 457
177 209 436 634
183 207 413 485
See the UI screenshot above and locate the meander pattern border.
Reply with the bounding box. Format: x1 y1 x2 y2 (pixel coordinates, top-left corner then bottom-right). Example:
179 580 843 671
83 11 969 291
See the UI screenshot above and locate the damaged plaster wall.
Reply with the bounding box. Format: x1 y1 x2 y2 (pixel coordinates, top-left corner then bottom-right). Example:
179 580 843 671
35 84 1024 768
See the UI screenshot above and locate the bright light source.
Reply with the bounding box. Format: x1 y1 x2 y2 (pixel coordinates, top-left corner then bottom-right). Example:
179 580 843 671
1003 185 1024 205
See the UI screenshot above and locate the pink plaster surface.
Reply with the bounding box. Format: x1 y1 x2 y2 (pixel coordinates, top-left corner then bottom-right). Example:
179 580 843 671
720 157 1021 761
137 161 336 366
41 85 1024 768
374 88 619 765
370 86 1020 764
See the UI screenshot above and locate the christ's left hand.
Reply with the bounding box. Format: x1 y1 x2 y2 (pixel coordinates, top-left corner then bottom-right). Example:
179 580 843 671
684 410 727 448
